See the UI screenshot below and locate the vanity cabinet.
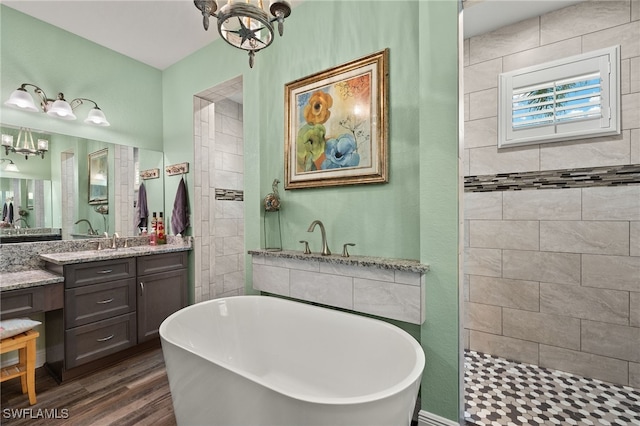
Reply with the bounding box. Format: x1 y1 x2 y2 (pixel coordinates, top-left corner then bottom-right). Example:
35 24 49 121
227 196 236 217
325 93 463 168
44 251 188 382
63 258 137 369
136 252 188 343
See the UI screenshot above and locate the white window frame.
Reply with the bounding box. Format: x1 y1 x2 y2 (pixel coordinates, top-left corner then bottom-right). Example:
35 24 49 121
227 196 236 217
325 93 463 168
498 45 620 148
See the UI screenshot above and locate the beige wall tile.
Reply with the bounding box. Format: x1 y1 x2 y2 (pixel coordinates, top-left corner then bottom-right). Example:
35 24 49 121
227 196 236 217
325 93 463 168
583 186 640 221
582 254 640 292
503 188 581 221
464 93 470 123
631 362 640 389
469 330 539 365
469 275 539 311
463 148 470 176
464 117 498 149
539 133 631 170
540 345 629 385
622 58 631 95
622 92 640 130
634 0 640 21
502 37 582 72
290 269 353 310
632 57 640 93
465 247 502 277
632 129 640 164
503 308 580 350
470 17 539 65
468 88 498 120
252 264 290 295
469 145 540 175
582 320 640 362
465 302 502 334
540 282 629 325
541 1 631 46
464 38 470 67
354 279 422 324
464 58 501 94
632 222 640 257
464 192 502 220
631 292 640 327
470 220 539 250
540 221 630 255
582 20 640 60
503 250 581 285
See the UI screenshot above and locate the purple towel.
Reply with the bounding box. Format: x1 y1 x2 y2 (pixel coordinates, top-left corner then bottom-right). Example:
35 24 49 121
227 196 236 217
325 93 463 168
135 183 149 229
171 177 189 235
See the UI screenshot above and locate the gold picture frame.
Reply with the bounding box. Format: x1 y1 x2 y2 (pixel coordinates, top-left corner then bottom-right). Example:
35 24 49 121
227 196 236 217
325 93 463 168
284 49 389 189
88 148 108 205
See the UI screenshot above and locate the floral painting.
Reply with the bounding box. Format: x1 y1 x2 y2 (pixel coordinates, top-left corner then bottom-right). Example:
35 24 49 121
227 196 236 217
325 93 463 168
285 49 388 189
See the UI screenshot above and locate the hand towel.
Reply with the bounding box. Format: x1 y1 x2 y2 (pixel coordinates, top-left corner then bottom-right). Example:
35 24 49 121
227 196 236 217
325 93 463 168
171 177 189 235
135 183 149 229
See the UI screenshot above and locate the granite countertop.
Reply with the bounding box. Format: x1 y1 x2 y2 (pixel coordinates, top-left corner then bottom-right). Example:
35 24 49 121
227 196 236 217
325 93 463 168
40 243 192 265
248 249 430 273
1 269 65 292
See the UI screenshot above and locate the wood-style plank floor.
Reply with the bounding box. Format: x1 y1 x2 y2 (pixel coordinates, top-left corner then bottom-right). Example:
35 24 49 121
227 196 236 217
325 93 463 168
1 348 176 426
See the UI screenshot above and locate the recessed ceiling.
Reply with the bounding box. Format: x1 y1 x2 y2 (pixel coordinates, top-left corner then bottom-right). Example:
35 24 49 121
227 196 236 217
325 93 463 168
2 0 585 70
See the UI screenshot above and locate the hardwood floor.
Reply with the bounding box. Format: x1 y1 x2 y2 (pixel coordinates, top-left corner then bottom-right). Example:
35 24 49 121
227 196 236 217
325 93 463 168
1 347 176 426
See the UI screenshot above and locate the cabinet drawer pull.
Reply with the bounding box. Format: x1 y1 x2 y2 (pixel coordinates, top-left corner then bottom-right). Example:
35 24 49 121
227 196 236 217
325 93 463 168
96 298 114 304
96 269 113 274
139 282 144 295
96 334 114 342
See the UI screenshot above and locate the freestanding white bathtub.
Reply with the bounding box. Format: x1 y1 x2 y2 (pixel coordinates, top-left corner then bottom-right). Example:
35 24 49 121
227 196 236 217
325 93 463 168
159 296 424 426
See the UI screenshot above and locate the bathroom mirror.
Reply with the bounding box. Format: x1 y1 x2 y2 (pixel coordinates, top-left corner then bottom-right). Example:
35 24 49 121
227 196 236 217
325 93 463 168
0 124 164 239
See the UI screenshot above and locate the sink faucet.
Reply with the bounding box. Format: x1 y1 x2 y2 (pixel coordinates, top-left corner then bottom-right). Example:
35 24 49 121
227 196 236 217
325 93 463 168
111 232 119 250
307 220 331 256
75 219 97 235
14 217 29 228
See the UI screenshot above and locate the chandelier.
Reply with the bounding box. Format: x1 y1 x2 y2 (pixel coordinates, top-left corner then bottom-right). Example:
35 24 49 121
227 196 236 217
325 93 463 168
4 83 110 126
194 0 292 68
2 128 49 160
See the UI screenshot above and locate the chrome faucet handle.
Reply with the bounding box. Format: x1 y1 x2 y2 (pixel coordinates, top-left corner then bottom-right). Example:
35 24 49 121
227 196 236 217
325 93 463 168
111 232 120 250
299 240 311 254
93 240 103 251
342 243 355 257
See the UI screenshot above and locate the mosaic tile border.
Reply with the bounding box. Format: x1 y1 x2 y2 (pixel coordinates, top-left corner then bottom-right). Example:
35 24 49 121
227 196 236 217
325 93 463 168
215 188 244 201
465 164 640 192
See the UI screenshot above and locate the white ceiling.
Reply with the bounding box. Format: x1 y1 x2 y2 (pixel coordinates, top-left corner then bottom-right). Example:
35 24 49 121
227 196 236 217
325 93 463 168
1 0 585 70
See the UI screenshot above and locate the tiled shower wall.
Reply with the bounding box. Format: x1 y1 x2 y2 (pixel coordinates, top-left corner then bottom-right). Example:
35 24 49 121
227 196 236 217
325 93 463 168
463 0 640 387
113 144 135 236
193 96 245 303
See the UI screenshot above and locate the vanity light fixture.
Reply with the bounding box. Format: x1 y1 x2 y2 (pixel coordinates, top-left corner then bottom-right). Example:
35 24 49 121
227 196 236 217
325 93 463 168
194 0 292 68
0 158 19 172
4 83 110 127
1 128 49 160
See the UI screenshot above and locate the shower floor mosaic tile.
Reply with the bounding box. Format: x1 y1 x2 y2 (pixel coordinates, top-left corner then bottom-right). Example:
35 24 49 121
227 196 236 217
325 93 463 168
464 350 640 425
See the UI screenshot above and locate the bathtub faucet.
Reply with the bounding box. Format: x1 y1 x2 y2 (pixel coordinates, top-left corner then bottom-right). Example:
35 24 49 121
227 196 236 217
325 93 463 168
307 220 331 256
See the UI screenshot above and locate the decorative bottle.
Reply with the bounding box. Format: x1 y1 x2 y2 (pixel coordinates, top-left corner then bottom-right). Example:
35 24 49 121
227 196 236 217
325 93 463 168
149 212 157 246
157 212 166 245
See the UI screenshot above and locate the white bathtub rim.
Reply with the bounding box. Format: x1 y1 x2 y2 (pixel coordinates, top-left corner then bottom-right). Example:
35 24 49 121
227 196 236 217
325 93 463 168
160 295 425 406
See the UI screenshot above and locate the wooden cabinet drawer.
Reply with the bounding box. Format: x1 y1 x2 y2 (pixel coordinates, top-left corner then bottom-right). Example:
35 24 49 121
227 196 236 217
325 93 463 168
65 279 136 328
65 258 135 288
65 313 136 369
0 287 44 319
137 252 187 276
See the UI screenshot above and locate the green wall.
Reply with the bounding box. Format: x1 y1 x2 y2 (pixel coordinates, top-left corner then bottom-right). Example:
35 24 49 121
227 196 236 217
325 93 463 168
163 0 461 421
0 6 163 151
1 1 461 422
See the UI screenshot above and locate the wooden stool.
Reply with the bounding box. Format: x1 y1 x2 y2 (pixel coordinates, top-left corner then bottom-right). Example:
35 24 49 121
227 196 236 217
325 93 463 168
0 329 39 405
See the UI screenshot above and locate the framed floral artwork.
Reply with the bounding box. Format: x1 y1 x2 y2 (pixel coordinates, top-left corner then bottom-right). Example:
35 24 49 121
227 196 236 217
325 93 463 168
284 49 389 189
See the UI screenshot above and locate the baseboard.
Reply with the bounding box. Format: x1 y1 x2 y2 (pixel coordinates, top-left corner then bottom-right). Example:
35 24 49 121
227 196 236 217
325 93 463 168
0 349 47 369
418 410 460 426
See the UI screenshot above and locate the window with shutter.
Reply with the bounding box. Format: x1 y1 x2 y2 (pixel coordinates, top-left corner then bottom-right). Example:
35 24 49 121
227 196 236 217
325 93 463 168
498 45 620 148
